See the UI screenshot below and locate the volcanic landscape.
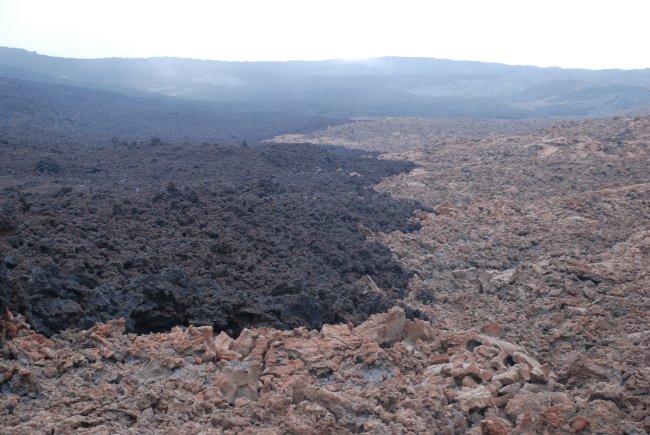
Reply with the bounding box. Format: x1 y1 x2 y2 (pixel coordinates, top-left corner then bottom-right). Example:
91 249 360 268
0 52 649 434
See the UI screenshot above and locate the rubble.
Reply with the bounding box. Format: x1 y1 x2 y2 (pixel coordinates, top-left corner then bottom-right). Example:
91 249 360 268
1 115 648 432
278 115 650 432
0 307 623 433
0 142 421 337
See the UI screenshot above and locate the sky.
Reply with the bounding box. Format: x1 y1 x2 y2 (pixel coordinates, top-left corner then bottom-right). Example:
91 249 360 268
0 0 648 70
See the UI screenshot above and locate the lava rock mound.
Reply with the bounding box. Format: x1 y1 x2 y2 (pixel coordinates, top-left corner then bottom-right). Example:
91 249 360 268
0 140 424 336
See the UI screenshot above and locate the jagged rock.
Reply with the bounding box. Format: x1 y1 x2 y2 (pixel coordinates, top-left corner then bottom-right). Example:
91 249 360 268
213 331 241 361
0 308 602 433
456 385 493 412
23 266 124 336
216 360 260 404
353 306 406 345
493 368 520 386
280 115 650 433
1 141 421 337
1 115 648 432
480 418 511 435
480 321 504 338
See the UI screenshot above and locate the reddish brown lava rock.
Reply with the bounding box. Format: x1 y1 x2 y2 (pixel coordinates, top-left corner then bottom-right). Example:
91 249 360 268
480 322 504 338
295 115 650 433
571 416 590 432
0 307 617 433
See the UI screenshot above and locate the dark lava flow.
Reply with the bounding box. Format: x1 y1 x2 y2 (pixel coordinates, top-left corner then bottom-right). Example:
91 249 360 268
0 140 425 336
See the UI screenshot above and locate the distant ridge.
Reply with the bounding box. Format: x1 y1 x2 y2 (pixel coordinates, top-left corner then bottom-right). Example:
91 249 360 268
1 46 650 118
0 76 343 144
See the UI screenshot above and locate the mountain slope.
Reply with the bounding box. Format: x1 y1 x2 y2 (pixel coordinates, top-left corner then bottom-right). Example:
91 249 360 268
0 77 342 144
2 47 650 118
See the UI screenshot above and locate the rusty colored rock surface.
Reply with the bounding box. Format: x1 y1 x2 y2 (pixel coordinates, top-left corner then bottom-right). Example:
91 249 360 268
288 115 650 432
0 307 624 434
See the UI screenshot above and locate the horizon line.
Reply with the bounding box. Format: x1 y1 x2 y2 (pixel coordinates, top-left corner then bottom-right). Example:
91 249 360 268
1 45 645 72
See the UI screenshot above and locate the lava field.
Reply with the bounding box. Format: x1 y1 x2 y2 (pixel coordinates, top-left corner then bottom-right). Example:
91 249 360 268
0 139 424 336
1 116 649 433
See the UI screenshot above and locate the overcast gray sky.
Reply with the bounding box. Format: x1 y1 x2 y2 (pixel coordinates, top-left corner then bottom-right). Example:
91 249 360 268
0 0 648 69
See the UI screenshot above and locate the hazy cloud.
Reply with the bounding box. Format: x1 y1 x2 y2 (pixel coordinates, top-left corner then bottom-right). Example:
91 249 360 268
0 0 648 69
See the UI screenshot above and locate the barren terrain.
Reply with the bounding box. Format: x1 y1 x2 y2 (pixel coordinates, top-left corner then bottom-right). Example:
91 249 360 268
1 115 649 433
0 141 422 336
273 115 650 432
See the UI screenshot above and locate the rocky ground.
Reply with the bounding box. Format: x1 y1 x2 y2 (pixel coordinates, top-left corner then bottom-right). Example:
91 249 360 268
0 307 626 434
0 141 422 337
266 117 552 153
1 115 649 433
273 115 650 432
